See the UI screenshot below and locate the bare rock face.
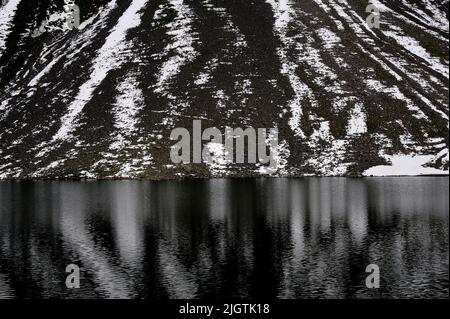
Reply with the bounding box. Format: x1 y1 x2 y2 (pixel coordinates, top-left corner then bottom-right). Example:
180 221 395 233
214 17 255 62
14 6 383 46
0 0 448 179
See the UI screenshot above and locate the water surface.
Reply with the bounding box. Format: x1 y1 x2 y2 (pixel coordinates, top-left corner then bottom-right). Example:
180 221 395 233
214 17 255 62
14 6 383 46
0 178 448 299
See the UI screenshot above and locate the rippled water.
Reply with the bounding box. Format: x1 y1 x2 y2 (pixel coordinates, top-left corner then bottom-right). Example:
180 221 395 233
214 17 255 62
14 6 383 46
0 178 448 299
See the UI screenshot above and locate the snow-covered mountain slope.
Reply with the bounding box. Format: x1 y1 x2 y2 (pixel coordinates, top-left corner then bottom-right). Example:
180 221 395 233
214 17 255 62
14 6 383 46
0 0 448 179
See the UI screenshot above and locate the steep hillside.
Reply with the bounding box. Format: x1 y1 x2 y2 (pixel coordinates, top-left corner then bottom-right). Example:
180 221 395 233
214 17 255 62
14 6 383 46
0 0 448 179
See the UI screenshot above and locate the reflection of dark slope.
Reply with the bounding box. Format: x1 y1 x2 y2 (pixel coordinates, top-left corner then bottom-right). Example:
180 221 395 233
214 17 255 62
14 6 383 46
149 180 290 298
147 180 250 298
0 182 148 298
108 182 145 281
363 179 449 298
150 182 208 298
0 183 44 298
150 178 449 299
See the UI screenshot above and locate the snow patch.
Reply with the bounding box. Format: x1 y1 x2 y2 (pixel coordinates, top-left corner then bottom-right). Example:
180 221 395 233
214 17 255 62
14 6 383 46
203 142 229 175
347 103 367 135
112 74 144 137
266 0 311 138
364 154 449 176
317 27 341 49
52 0 148 141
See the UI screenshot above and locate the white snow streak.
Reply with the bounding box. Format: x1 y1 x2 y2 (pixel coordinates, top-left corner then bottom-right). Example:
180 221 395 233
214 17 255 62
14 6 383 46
369 0 449 41
91 74 153 179
112 75 143 138
365 79 429 120
364 154 449 176
317 27 341 50
203 142 229 175
52 0 148 141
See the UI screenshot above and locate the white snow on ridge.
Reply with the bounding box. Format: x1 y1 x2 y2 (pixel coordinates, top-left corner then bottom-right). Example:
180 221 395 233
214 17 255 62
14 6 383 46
365 79 429 120
421 0 449 31
347 103 367 135
368 0 448 42
0 98 10 115
52 0 148 141
154 0 198 95
112 74 143 138
356 44 402 81
399 0 449 32
0 0 21 55
317 27 341 50
91 73 153 179
384 29 449 79
356 35 447 123
305 121 349 176
194 71 211 86
28 55 61 88
327 0 377 41
154 0 199 129
257 139 291 176
27 1 118 89
203 142 229 175
327 0 448 96
266 0 310 138
364 154 449 176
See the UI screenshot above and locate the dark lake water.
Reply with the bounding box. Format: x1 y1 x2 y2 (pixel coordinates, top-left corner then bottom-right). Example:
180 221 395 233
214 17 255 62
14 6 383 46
0 178 448 299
